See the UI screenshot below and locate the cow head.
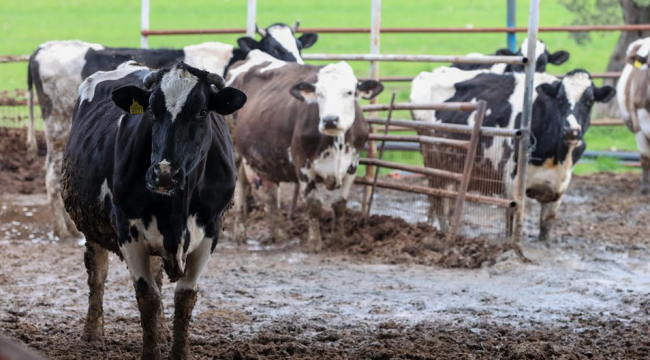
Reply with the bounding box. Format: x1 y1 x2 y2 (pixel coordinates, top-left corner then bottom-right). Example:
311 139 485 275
537 70 615 146
289 62 383 136
506 39 569 73
236 21 318 65
112 62 246 195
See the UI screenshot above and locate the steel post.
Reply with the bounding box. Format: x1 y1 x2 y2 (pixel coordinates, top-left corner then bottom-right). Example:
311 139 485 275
140 0 150 49
246 0 257 38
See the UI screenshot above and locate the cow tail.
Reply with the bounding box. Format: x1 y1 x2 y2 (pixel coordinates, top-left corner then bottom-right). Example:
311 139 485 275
26 56 38 163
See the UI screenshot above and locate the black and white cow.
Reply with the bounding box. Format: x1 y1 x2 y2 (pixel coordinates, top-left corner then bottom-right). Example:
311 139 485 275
410 66 615 240
226 51 383 251
27 22 317 239
61 61 246 360
451 39 570 73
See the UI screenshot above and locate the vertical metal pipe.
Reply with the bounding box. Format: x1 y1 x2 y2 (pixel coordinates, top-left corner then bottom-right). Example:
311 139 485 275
362 0 382 214
507 0 517 52
140 0 150 49
246 0 257 38
512 0 540 246
366 93 396 218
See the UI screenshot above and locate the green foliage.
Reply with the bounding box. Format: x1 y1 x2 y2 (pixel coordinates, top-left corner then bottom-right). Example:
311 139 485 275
558 0 622 44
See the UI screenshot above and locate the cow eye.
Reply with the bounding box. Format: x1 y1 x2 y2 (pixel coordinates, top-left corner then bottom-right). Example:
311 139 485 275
199 109 208 117
347 91 353 96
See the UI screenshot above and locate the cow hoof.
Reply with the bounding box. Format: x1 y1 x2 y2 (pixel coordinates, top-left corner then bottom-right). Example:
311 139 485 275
141 346 162 360
81 331 104 346
538 229 550 242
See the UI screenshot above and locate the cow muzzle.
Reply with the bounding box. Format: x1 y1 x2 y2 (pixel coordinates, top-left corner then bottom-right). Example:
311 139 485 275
146 162 185 195
319 115 345 136
563 127 582 147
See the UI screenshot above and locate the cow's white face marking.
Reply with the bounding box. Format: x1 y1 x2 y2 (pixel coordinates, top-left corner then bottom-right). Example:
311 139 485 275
308 62 359 136
267 25 304 65
161 66 199 122
520 38 546 63
159 159 171 173
182 42 234 75
225 50 286 86
79 61 148 102
566 114 581 131
562 72 592 110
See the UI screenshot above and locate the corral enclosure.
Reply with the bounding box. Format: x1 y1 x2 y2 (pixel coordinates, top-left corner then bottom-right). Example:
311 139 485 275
2 0 650 359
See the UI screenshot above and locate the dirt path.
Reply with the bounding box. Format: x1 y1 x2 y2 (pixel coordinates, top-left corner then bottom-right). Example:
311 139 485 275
1 164 650 358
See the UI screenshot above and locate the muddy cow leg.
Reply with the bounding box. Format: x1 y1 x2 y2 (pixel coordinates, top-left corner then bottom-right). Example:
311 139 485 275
539 198 563 241
171 238 213 360
505 206 516 239
150 256 170 344
306 197 323 252
44 114 80 239
82 241 109 344
121 242 163 360
331 199 347 246
263 181 285 243
233 163 248 245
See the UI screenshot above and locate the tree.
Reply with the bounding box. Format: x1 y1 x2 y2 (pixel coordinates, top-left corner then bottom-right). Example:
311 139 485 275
560 0 650 117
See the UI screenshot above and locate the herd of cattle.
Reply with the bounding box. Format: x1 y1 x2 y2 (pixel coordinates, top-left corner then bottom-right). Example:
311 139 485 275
18 22 648 359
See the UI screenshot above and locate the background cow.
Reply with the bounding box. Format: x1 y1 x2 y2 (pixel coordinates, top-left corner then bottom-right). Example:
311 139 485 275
451 39 570 73
62 61 246 360
26 22 317 238
227 51 383 251
410 66 615 240
617 37 650 194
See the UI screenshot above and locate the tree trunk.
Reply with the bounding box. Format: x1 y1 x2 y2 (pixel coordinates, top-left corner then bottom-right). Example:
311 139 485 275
595 0 650 118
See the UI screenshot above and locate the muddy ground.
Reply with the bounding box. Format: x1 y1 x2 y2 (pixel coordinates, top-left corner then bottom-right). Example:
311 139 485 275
1 129 650 359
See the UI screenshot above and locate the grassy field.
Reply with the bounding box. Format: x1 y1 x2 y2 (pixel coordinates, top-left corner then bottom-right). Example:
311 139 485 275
0 0 639 173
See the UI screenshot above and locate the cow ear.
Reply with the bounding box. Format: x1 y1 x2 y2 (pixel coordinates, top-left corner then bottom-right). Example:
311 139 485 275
297 33 318 49
536 82 560 98
495 48 516 56
549 50 570 65
237 37 260 53
357 80 384 100
594 85 616 103
209 87 247 115
290 82 317 103
112 86 151 114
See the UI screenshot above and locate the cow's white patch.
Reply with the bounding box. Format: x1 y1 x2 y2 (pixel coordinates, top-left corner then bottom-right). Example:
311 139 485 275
616 63 634 123
79 61 148 102
119 229 156 286
635 131 650 158
312 62 359 136
267 25 304 64
526 145 576 200
628 37 650 58
638 108 650 138
117 114 124 127
566 114 581 131
161 65 199 122
98 178 112 204
410 67 491 123
226 50 286 86
129 216 164 253
299 137 358 194
485 108 492 117
185 214 205 255
159 159 171 173
520 38 546 64
35 40 105 120
300 172 356 207
175 236 212 291
562 72 592 110
182 42 234 76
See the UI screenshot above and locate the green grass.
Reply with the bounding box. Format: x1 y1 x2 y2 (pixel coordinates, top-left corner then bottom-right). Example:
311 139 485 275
0 0 639 173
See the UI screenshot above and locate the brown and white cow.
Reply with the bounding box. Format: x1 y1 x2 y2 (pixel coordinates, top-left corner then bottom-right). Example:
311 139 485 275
227 51 383 251
617 37 650 194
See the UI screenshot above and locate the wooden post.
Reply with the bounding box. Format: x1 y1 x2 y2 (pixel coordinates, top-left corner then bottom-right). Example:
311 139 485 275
362 0 382 214
448 100 487 243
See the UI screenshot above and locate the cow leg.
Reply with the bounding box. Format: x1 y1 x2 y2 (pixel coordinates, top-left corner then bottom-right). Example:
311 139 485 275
330 199 347 246
263 181 285 243
539 198 563 241
233 163 248 245
636 132 650 195
44 115 80 239
120 242 163 360
151 256 170 344
82 241 109 344
306 197 323 252
171 238 213 360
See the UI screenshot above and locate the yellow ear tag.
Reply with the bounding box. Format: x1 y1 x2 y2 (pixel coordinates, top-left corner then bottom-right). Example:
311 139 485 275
129 100 144 115
634 60 643 68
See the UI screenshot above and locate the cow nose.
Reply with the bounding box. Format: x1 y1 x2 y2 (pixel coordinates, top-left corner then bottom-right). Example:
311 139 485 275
153 163 181 188
322 116 339 129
